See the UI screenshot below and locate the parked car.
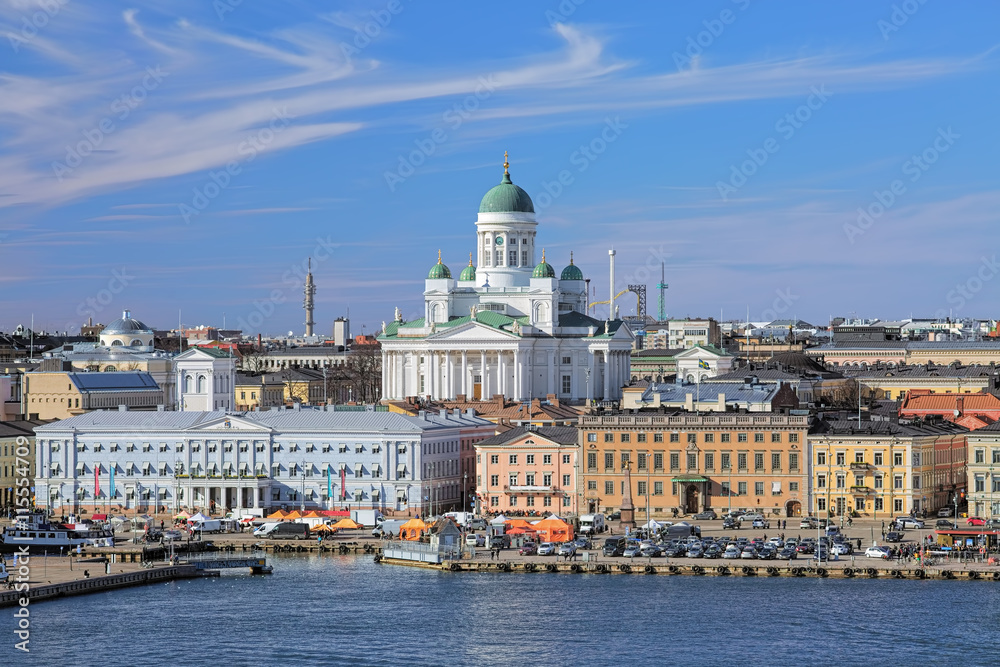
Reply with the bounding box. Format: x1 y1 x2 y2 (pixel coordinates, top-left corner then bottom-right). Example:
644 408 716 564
722 517 738 530
967 516 986 526
986 520 1000 530
623 544 642 558
687 543 704 558
740 547 757 559
936 519 957 528
465 533 485 547
639 544 663 558
831 543 852 556
557 543 577 558
751 518 768 529
897 517 924 529
469 518 488 531
537 542 557 556
573 537 593 550
603 537 627 557
663 544 687 558
723 544 741 559
885 531 904 542
865 546 891 559
704 544 722 559
812 547 830 562
937 507 954 517
799 517 817 529
738 513 764 524
692 510 717 520
758 547 777 560
519 542 538 556
778 547 798 560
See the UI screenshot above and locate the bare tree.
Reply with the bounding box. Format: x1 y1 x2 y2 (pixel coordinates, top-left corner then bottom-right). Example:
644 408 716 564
239 347 269 374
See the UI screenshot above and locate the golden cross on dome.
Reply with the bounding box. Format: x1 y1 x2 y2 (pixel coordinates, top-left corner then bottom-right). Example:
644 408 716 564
542 248 546 262
468 252 473 266
503 150 509 175
570 250 574 265
437 249 442 264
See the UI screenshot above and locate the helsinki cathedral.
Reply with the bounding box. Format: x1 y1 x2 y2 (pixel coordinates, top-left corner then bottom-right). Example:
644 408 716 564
379 155 633 404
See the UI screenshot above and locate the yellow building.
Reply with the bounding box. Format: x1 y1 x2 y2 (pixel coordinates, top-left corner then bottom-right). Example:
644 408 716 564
808 418 967 519
847 364 995 401
578 412 810 519
235 373 285 411
22 371 163 420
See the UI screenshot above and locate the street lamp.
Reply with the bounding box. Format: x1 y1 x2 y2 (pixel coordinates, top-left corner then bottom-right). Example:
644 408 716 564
585 367 591 407
463 472 468 517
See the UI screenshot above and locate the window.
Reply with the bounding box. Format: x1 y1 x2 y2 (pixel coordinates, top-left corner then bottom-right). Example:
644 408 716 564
654 481 663 495
721 433 731 443
789 453 799 471
912 452 921 467
737 482 747 496
526 454 535 465
653 453 663 470
509 474 518 487
670 433 679 443
771 432 781 443
874 475 883 489
654 433 664 443
604 452 614 469
754 433 765 443
721 453 731 470
992 449 1000 465
704 453 714 471
687 433 696 444
818 498 826 511
561 356 571 365
543 474 552 486
755 482 764 496
637 481 647 496
836 474 845 489
637 433 647 443
789 482 799 492
789 433 799 443
894 475 904 489
737 453 747 470
771 453 781 470
604 433 614 443
836 452 845 465
621 433 631 443
605 481 614 495
894 499 903 513
509 454 518 465
490 454 499 464
874 497 884 511
855 474 865 486
637 453 647 470
737 433 747 443
587 452 597 470
721 482 731 496
562 474 570 486
854 451 865 463
893 452 903 466
817 451 826 465
561 375 571 394
587 433 598 443
543 454 552 464
491 496 499 507
490 474 499 487
588 481 597 490
975 449 985 464
687 453 696 470
754 453 764 471
620 453 630 468
562 454 570 464
526 473 536 486
509 250 517 266
704 433 714 443
522 250 529 266
817 474 826 489
669 453 679 470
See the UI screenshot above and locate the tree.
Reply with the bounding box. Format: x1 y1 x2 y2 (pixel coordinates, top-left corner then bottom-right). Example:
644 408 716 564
239 347 269 374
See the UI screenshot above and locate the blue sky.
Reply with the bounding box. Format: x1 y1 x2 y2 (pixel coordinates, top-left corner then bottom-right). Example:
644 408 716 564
1 1 998 336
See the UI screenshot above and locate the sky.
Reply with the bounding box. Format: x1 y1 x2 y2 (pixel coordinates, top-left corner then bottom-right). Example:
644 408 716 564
1 1 998 337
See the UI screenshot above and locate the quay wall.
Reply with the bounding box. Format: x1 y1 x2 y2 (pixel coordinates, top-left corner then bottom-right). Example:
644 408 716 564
0 565 201 608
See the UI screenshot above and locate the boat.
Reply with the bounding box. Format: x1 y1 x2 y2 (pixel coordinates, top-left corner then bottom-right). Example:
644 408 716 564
0 512 115 554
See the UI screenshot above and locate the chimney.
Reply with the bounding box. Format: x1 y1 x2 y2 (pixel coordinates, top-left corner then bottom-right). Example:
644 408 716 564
118 405 127 411
956 395 964 415
157 405 164 412
418 409 426 420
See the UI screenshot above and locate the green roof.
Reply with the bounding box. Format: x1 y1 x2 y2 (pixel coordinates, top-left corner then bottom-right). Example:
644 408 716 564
479 171 534 214
379 311 529 340
560 263 583 281
459 264 476 281
532 261 556 279
427 261 452 279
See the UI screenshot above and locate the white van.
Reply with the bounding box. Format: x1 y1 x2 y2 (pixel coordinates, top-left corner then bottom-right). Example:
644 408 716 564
580 514 606 534
253 522 279 537
465 533 485 547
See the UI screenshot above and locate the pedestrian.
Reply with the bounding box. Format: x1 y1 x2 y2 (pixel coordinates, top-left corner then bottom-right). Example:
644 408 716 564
857 538 861 549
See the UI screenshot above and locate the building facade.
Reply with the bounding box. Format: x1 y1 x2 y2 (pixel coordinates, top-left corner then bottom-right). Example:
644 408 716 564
474 426 579 515
578 412 810 519
964 423 1000 519
379 158 634 404
33 408 494 516
176 347 236 412
21 371 163 420
808 419 967 518
0 421 42 509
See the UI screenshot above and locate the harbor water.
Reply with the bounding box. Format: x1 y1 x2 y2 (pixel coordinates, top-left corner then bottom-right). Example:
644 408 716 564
6 554 1000 665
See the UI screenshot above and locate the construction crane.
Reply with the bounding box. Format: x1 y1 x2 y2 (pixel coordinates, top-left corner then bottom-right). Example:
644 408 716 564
590 287 644 318
656 262 668 322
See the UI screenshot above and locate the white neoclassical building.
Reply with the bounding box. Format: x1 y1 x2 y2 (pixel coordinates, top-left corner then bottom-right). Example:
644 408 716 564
176 347 236 411
379 157 633 404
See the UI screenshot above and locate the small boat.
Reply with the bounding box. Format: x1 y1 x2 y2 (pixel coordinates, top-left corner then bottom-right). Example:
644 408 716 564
0 512 115 554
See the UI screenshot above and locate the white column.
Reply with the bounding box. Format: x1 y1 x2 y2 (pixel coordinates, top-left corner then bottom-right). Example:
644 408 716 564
410 352 420 398
602 349 610 400
498 351 506 398
461 351 468 398
513 349 521 401
547 350 555 396
480 351 488 398
445 351 453 400
381 352 388 401
430 352 438 399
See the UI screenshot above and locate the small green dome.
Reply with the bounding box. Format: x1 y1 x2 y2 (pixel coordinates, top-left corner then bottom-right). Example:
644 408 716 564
532 248 556 278
428 251 452 279
459 254 476 281
560 251 583 280
479 155 534 213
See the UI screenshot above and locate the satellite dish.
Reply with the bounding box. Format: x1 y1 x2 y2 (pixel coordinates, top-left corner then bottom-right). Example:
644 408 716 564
953 410 960 417
288 331 294 337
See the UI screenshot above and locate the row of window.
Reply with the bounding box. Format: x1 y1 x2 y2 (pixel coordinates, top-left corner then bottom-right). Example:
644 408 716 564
55 442 403 455
972 449 1000 464
818 497 903 513
816 451 907 466
62 462 407 479
816 473 905 490
484 473 573 487
586 451 800 473
485 453 573 465
490 495 572 508
586 480 801 497
588 432 801 444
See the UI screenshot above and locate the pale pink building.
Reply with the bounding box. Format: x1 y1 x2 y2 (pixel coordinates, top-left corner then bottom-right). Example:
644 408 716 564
474 426 579 515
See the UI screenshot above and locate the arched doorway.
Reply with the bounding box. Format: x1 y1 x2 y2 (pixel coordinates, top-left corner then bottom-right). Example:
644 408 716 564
785 500 802 517
685 485 699 514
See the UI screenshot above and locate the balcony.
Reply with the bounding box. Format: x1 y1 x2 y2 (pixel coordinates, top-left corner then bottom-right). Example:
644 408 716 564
849 462 870 471
504 485 558 494
850 485 873 494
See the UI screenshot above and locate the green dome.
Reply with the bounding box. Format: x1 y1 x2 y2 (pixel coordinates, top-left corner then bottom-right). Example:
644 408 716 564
560 252 583 280
459 255 476 281
532 249 556 279
479 159 534 213
427 251 452 279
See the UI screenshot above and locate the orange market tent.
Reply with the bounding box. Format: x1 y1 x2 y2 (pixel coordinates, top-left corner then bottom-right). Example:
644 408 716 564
302 511 325 518
399 518 428 541
311 523 337 533
505 519 535 530
266 510 288 519
506 526 537 536
533 517 574 542
331 518 363 530
284 511 303 520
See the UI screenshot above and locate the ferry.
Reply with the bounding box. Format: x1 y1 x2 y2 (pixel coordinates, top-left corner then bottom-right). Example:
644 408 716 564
0 512 115 554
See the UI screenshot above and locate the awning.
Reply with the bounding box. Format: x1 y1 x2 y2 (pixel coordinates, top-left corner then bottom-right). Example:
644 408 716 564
672 476 709 483
91 514 108 521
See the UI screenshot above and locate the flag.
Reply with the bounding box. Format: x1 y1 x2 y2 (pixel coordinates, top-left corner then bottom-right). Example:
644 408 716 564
95 465 101 498
340 467 347 500
327 465 332 500
698 359 710 370
110 465 115 498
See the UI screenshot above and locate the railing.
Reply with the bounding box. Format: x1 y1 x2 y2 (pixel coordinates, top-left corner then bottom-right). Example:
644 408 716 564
849 462 870 470
850 486 873 494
